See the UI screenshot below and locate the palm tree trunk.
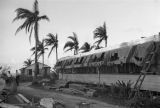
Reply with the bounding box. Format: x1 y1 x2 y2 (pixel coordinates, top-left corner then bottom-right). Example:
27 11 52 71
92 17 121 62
43 54 44 66
105 37 107 47
42 53 45 76
34 21 39 80
74 50 76 55
56 46 58 62
56 35 58 62
76 49 78 55
75 48 78 55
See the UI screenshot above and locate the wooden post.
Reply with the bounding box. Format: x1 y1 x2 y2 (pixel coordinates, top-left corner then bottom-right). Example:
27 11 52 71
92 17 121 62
62 69 63 79
97 67 100 86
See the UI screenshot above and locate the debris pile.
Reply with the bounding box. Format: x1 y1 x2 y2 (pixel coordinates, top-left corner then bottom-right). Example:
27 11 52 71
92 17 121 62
75 102 91 108
39 79 98 98
0 90 65 108
40 98 65 108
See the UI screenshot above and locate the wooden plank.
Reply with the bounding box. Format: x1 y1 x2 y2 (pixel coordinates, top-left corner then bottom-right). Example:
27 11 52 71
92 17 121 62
0 103 20 108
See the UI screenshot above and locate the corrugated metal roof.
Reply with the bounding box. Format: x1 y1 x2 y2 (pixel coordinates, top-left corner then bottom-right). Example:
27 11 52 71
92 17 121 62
58 34 160 62
25 62 50 69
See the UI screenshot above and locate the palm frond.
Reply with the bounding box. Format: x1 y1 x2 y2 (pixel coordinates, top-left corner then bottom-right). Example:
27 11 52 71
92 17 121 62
30 46 35 51
48 46 54 58
95 45 103 50
55 33 58 47
44 39 52 46
45 33 57 46
44 33 58 58
30 46 36 56
31 40 48 57
15 20 28 35
94 38 103 45
33 0 39 12
93 27 105 38
103 22 106 32
68 32 78 43
23 59 33 66
65 47 73 52
63 41 74 50
93 22 107 47
38 15 49 21
68 36 76 42
13 8 33 22
29 26 33 43
64 32 79 54
47 33 54 38
15 17 35 35
37 52 41 59
79 42 91 53
73 32 79 44
73 32 77 38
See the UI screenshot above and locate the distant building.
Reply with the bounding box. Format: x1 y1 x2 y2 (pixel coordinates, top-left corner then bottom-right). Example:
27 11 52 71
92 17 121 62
19 62 51 77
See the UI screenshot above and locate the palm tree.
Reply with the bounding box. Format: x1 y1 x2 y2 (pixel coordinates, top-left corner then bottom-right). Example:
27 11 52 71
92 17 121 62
13 0 49 78
31 40 48 65
79 42 93 53
93 43 103 50
24 59 33 67
64 32 79 55
93 22 108 47
44 33 58 62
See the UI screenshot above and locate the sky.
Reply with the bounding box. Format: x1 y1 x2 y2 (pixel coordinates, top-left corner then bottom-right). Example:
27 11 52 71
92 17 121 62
0 0 160 72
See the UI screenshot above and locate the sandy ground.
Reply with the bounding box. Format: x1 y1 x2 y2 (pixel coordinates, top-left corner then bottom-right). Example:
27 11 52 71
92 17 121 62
18 82 126 108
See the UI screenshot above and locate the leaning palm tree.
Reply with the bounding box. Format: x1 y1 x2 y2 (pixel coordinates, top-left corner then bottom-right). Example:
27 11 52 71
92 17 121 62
79 42 93 53
93 43 103 50
24 59 33 67
93 22 108 47
44 33 58 62
13 0 49 79
64 32 79 55
31 40 48 66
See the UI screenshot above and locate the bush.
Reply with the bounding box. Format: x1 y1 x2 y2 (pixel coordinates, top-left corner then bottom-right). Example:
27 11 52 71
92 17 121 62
19 75 33 82
31 80 39 86
95 87 110 97
129 91 160 108
110 80 133 99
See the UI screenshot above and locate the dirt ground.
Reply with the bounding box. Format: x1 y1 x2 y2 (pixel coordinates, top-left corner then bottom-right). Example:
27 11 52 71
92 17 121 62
18 82 126 108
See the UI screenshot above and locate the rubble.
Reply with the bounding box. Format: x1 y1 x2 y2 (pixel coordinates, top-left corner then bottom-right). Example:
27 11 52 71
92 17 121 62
85 89 97 97
75 102 91 108
0 103 21 108
69 83 86 91
40 98 56 108
40 98 65 108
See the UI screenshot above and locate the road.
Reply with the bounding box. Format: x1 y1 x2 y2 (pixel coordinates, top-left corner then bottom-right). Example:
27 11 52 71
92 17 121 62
18 82 126 108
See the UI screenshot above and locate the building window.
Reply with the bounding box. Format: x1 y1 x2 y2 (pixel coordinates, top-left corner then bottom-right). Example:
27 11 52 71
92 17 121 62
110 52 119 61
29 69 32 75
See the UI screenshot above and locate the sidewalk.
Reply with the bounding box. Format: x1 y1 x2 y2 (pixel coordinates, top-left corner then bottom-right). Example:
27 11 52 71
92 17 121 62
18 83 126 108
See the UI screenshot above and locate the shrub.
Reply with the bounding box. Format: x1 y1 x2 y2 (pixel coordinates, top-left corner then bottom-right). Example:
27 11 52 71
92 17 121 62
19 75 33 82
31 80 41 87
129 91 160 108
110 80 133 99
